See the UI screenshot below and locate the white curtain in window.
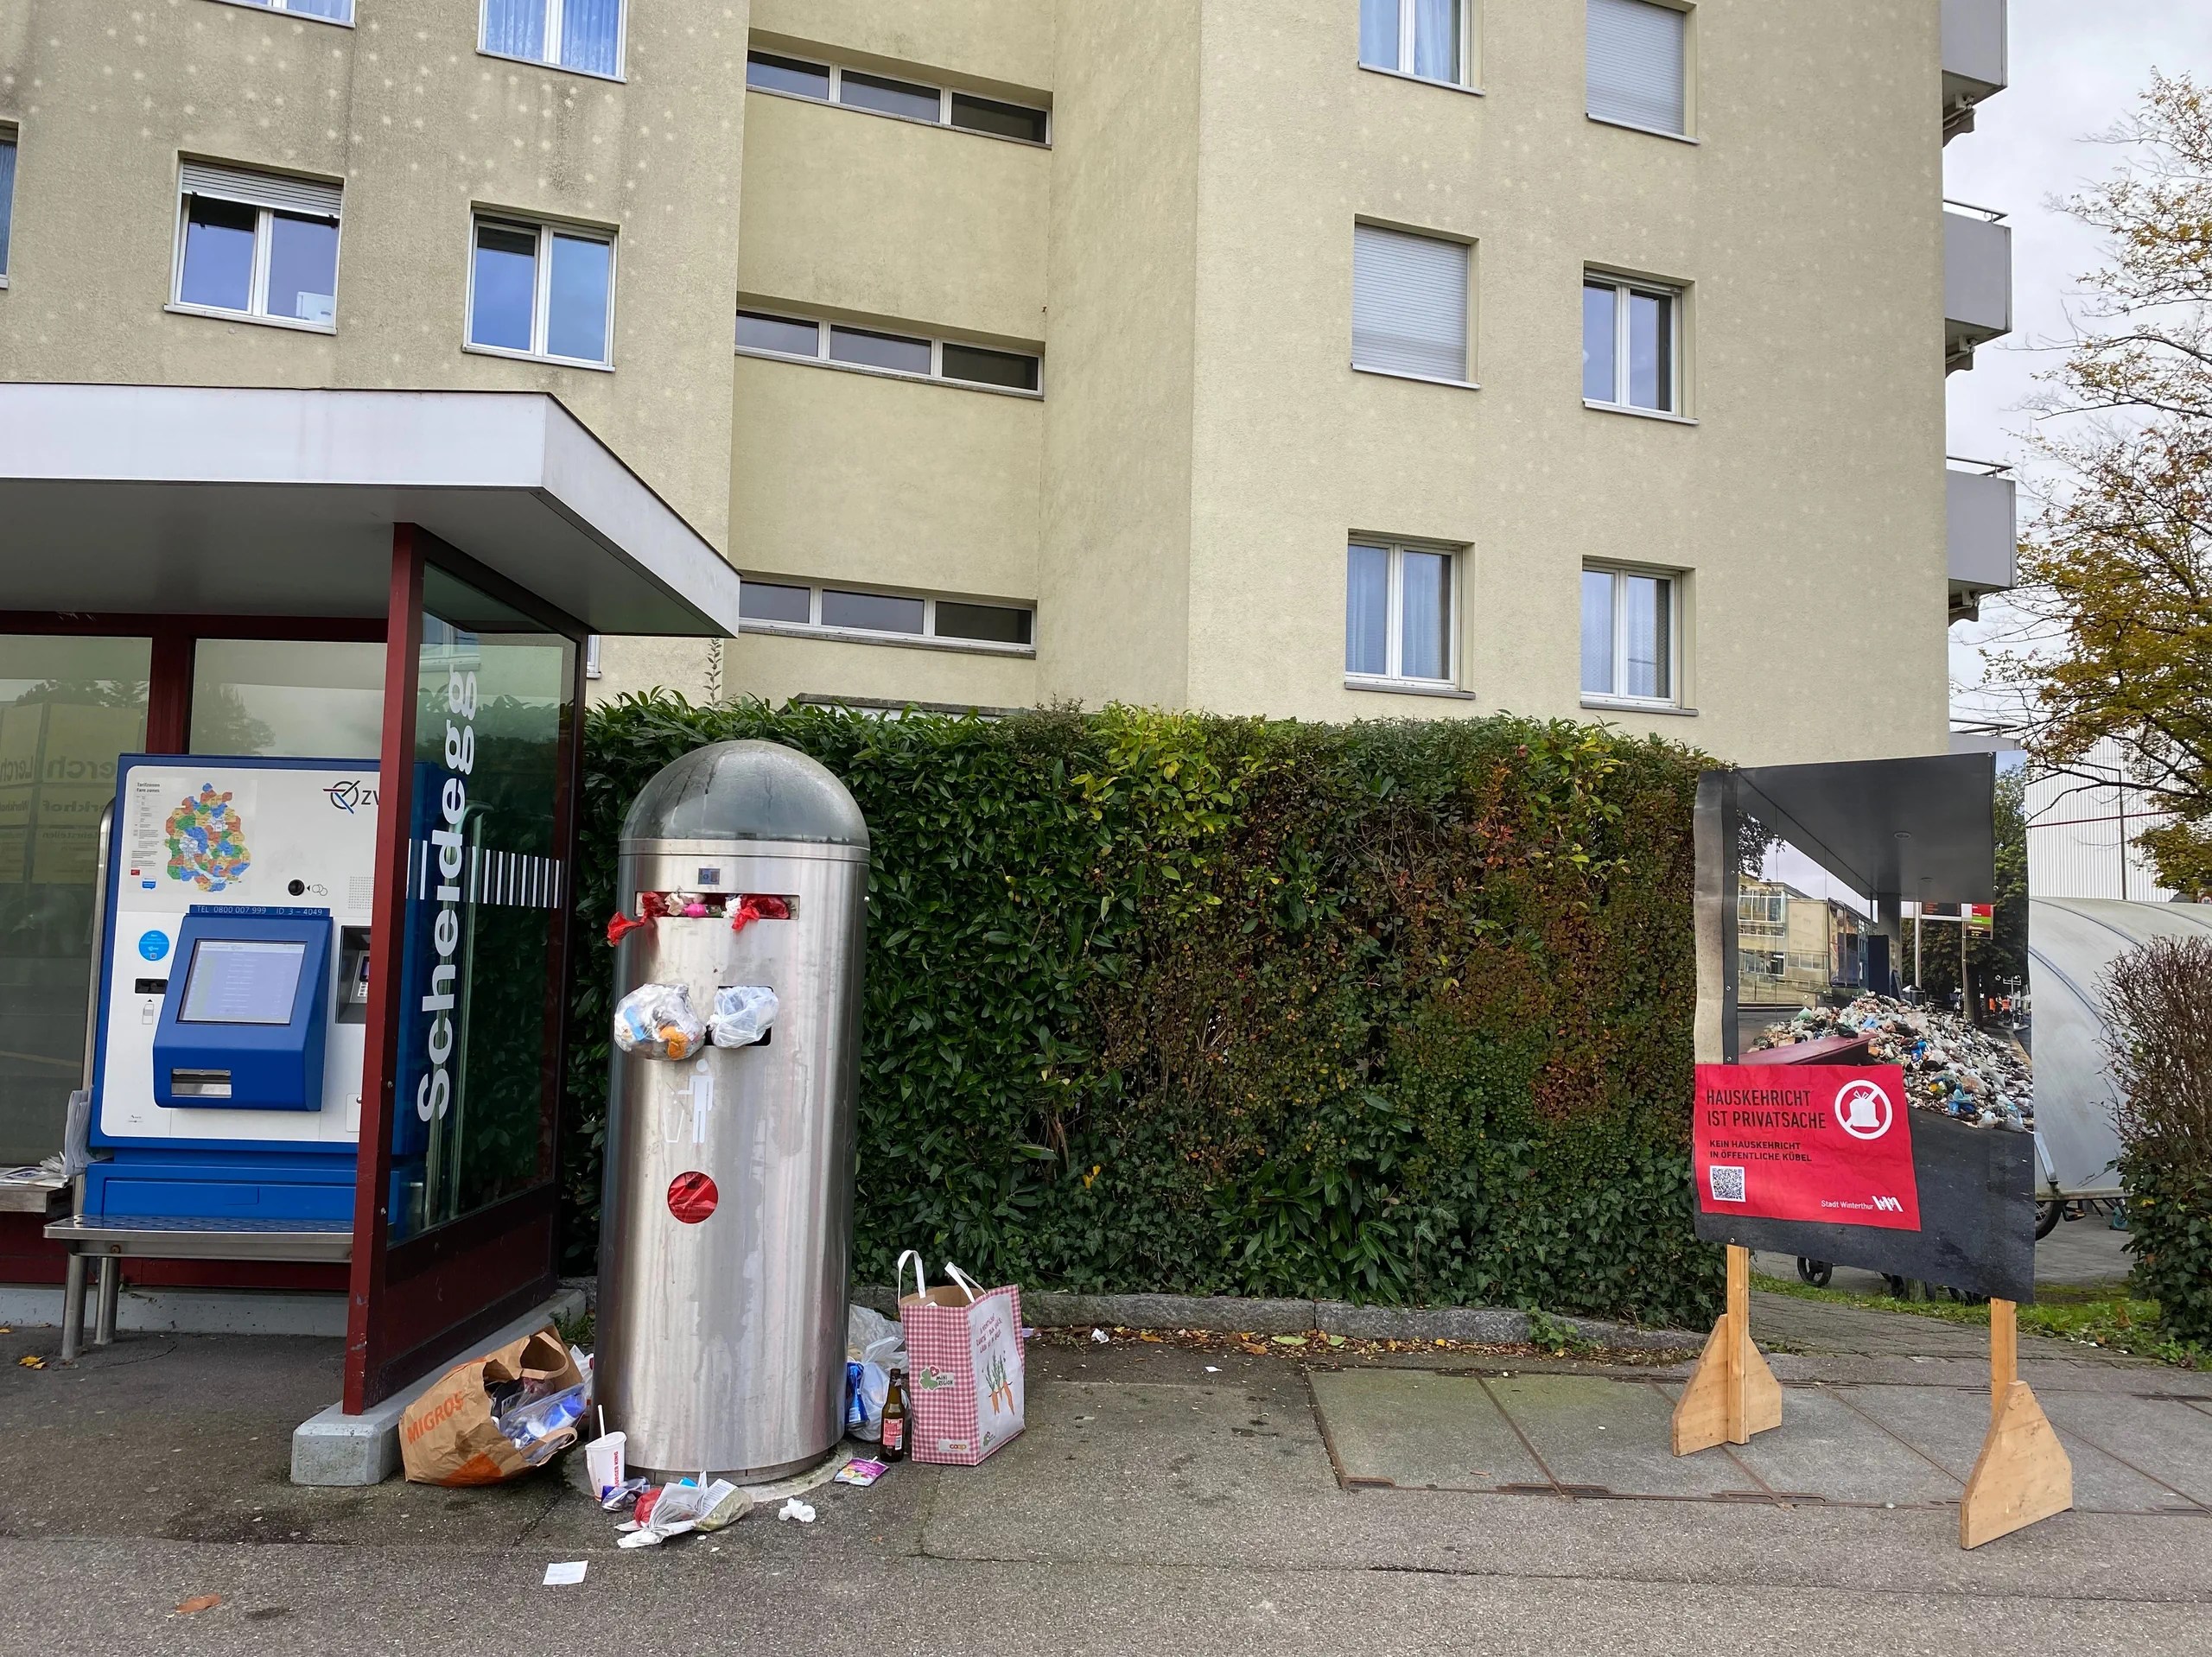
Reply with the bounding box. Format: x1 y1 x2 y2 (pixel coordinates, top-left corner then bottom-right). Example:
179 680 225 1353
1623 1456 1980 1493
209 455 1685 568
1358 0 1400 69
1587 0 1686 135
1400 550 1451 681
561 0 622 75
1352 225 1469 383
1346 545 1390 676
482 0 546 61
1413 0 1460 82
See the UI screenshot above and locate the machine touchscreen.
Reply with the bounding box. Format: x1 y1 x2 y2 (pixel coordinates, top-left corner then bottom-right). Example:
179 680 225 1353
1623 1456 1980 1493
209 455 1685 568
177 939 308 1025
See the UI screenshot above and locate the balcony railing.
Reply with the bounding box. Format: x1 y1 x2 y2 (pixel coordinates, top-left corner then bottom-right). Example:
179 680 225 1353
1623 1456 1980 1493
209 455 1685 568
1945 202 2012 373
1948 458 2018 622
1942 0 2009 142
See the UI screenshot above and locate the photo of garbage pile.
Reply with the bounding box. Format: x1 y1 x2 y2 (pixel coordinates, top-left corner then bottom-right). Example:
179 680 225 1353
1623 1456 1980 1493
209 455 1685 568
1748 996 2033 1132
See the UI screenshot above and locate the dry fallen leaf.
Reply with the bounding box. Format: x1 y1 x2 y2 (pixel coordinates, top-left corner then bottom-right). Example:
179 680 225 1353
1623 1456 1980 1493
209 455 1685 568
175 1595 222 1616
16 1355 43 1369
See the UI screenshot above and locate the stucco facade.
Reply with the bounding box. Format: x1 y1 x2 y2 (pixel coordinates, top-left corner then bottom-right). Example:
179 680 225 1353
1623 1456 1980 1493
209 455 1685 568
0 0 1995 765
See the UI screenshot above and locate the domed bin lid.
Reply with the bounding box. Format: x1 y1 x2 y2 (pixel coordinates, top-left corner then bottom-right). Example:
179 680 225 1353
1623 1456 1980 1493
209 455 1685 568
620 740 870 849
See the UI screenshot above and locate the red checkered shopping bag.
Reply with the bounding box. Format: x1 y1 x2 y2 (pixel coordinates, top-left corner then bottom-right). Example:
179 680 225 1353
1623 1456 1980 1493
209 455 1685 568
894 1254 1026 1465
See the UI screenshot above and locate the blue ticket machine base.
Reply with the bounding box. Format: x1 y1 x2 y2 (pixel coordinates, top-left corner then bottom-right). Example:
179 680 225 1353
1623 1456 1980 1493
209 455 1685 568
85 756 380 1228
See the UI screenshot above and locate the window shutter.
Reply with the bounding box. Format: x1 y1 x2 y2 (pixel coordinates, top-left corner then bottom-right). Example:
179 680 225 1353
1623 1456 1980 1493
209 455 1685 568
179 161 342 219
1352 225 1469 382
1587 0 1686 135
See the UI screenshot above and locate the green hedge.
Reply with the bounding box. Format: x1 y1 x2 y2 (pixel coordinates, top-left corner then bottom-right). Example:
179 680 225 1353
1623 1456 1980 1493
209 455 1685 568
2126 1161 2212 1345
563 695 1723 1328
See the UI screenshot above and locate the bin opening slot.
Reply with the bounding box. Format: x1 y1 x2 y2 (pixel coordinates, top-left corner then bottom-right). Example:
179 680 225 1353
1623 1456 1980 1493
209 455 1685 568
635 892 800 923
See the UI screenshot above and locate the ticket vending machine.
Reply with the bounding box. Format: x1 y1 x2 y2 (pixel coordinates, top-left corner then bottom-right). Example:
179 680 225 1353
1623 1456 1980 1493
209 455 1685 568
85 756 380 1227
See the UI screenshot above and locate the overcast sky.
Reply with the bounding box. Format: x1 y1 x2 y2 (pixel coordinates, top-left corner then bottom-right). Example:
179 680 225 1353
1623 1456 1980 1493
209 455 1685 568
1944 2 2212 727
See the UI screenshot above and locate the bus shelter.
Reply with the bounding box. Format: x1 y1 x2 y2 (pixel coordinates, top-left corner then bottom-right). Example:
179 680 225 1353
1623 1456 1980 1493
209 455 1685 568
0 384 739 1413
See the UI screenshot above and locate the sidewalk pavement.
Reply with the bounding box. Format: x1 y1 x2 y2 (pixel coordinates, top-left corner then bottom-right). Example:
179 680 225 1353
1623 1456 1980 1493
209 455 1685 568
4 1299 2210 1654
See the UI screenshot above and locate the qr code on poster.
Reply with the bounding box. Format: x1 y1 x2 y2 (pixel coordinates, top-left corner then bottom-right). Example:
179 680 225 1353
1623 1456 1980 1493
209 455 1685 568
1708 1165 1747 1204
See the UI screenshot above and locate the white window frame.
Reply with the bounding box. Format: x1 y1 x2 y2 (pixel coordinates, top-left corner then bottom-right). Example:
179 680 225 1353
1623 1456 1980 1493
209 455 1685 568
1583 272 1684 417
465 213 617 370
479 0 626 82
742 50 1052 147
207 0 355 25
168 165 343 334
736 579 1038 658
0 124 16 289
1344 539 1463 693
736 308 1044 399
583 635 603 680
1357 0 1478 92
1581 562 1681 709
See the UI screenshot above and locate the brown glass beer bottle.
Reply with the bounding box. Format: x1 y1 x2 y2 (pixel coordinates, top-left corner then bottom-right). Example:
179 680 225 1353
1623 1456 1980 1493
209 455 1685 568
880 1368 909 1463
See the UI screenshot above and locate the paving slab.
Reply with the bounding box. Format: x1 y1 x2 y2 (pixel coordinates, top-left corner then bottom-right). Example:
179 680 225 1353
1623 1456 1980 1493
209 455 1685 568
1683 1382 1965 1507
1306 1370 1547 1491
1838 1382 2202 1515
2039 1391 2212 1508
1481 1374 1760 1498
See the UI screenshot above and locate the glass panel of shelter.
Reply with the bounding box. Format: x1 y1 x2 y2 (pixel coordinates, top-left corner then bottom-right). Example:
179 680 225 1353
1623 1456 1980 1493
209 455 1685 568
391 564 576 1241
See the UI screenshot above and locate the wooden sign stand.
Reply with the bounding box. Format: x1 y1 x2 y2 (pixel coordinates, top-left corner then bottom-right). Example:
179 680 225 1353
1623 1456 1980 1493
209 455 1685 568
1960 1298 2072 1548
1671 1244 1782 1455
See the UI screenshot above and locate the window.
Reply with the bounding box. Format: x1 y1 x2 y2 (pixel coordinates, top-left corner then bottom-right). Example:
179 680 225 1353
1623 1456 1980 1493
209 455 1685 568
1346 541 1456 685
1351 224 1471 384
739 581 1035 651
743 51 1050 144
584 635 603 679
1359 0 1469 86
481 0 623 79
737 308 1042 394
1581 566 1677 704
0 129 15 283
469 216 614 366
220 0 353 20
172 162 341 329
1587 0 1688 136
1582 274 1679 413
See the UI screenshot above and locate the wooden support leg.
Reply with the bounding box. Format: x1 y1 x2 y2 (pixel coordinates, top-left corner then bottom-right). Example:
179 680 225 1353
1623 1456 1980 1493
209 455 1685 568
1961 1298 2072 1549
1672 1245 1783 1456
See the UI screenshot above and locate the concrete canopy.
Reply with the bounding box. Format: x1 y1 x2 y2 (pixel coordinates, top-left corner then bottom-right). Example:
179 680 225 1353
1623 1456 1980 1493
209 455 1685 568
1734 752 1998 903
0 384 739 636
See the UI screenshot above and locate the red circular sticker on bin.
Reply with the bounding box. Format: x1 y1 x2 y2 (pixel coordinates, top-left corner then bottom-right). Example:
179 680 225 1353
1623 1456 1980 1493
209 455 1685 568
667 1171 719 1224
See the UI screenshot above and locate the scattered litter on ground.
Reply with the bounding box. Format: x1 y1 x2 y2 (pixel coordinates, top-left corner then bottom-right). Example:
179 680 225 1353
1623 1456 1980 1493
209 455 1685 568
834 1459 888 1488
542 1562 588 1586
174 1596 221 1616
778 1498 817 1524
1750 994 2032 1128
1090 1328 1110 1344
1204 1365 1220 1373
1031 1325 1694 1366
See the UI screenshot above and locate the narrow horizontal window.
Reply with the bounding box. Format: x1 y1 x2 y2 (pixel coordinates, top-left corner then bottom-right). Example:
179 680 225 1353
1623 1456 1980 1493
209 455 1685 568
950 93 1050 143
1352 223 1471 383
226 0 353 18
173 163 342 328
482 0 624 78
739 581 811 625
746 51 831 98
743 46 1049 143
822 589 926 635
1346 540 1458 684
739 581 1037 652
838 70 941 123
1587 0 1687 136
469 214 615 365
830 325 931 376
941 342 1040 391
737 307 1043 396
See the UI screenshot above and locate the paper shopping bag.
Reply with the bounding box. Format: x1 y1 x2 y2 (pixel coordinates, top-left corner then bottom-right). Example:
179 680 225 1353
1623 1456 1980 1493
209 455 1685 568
895 1254 1026 1466
398 1326 582 1487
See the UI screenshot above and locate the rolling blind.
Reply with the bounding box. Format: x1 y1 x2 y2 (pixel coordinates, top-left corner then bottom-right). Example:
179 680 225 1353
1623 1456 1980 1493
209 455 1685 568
179 161 342 219
1587 0 1686 135
1352 225 1469 383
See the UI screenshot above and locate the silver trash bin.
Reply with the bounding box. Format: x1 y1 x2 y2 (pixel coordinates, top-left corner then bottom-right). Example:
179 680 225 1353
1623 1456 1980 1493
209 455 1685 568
595 740 868 1482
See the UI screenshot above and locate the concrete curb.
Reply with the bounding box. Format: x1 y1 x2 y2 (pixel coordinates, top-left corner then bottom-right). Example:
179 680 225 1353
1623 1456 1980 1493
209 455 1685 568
849 1285 1698 1353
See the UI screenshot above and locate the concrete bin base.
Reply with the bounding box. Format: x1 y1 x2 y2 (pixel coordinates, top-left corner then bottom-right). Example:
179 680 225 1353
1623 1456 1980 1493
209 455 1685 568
290 1288 585 1487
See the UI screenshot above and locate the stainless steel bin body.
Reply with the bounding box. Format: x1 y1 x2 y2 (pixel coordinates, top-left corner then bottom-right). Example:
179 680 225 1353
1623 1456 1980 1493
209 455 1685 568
595 743 868 1482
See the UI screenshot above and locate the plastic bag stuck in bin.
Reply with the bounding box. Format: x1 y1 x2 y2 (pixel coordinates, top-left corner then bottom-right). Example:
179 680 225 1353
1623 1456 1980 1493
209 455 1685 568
613 983 705 1061
709 985 779 1048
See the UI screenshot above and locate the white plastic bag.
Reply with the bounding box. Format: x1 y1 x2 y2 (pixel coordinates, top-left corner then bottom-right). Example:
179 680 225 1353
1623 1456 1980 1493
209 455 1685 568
709 984 779 1048
613 983 705 1061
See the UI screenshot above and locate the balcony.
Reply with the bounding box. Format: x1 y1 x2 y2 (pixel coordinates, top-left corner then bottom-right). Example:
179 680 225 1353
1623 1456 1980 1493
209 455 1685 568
1944 202 2012 373
1942 0 2009 142
1948 460 2018 623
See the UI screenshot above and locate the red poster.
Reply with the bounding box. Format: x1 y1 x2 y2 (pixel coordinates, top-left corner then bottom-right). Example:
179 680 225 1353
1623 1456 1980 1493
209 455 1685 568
1693 1065 1921 1230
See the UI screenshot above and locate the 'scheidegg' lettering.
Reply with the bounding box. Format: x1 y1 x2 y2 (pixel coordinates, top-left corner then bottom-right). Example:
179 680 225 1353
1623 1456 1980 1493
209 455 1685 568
416 665 477 1124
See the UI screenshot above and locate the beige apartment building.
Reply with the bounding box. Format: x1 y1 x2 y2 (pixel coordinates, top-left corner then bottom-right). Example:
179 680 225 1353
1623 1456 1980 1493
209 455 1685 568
0 0 2013 765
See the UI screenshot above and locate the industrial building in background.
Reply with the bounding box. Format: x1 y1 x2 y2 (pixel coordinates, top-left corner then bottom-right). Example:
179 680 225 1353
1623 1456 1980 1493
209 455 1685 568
0 0 2012 761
